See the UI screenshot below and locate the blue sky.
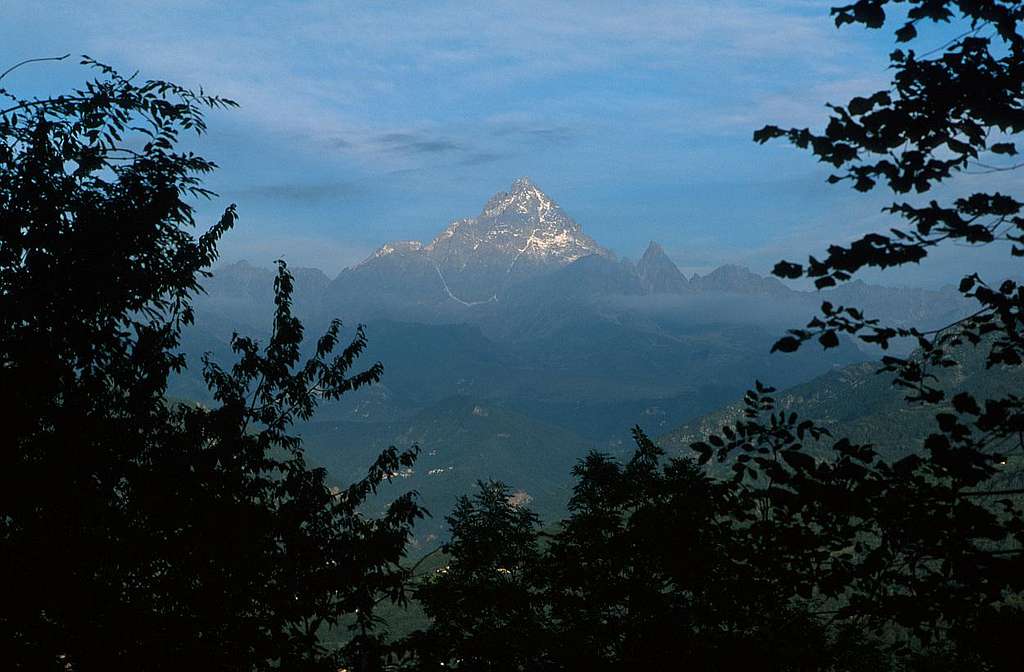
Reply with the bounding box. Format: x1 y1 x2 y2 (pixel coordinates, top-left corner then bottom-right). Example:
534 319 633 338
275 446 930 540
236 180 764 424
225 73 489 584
3 1 1012 286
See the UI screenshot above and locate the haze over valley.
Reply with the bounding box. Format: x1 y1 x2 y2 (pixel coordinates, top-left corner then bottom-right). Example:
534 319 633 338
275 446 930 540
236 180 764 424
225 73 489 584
178 177 973 541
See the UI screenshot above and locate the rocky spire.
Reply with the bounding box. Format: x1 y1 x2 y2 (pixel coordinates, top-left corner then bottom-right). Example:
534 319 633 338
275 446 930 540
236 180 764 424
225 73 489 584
636 241 688 294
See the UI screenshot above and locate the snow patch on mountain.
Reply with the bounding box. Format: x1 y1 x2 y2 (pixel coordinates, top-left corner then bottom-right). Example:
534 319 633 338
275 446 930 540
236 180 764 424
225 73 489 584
354 178 610 303
425 218 470 252
433 263 498 307
356 240 424 267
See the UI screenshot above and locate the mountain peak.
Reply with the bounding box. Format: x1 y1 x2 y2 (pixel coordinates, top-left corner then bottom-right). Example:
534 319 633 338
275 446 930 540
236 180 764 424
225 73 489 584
637 241 688 294
426 178 606 261
480 177 560 222
690 264 791 295
415 179 607 301
511 176 538 191
347 179 611 304
508 176 548 203
641 241 665 260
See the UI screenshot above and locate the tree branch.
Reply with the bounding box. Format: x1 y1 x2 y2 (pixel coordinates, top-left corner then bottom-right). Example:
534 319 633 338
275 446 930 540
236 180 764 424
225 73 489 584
0 54 70 82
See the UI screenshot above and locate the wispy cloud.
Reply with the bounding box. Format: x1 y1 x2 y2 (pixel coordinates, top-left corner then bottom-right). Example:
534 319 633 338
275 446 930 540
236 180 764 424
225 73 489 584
375 132 461 155
230 181 368 204
44 0 867 167
492 124 576 146
5 0 923 283
460 152 507 166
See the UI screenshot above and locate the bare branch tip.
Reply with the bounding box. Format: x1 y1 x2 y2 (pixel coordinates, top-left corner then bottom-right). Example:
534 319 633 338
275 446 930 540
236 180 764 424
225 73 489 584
0 54 71 82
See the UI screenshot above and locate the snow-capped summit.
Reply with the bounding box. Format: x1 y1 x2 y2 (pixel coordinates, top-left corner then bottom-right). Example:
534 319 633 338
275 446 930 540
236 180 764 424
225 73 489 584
356 240 423 267
428 177 607 271
480 176 560 220
349 178 610 305
413 178 607 302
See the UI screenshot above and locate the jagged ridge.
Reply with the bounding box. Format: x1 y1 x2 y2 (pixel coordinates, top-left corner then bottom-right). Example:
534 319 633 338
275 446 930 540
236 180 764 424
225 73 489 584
359 178 609 303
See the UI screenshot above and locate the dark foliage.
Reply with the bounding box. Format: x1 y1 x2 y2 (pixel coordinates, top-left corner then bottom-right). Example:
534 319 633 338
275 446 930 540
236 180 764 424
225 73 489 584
539 429 837 671
692 384 1024 667
406 481 550 671
752 0 1024 666
403 430 888 671
408 414 1021 669
404 2 1024 670
755 1 1024 400
0 59 422 670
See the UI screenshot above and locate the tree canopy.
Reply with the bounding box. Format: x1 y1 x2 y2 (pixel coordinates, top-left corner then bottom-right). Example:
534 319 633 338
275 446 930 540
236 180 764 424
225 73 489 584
0 58 422 671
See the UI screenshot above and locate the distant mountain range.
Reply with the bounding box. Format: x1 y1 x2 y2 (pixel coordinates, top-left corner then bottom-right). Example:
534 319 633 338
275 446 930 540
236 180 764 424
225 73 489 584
179 178 977 543
199 177 968 337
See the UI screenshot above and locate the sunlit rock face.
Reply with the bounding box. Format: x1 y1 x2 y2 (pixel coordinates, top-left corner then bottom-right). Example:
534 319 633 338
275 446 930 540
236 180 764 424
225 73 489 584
361 177 611 304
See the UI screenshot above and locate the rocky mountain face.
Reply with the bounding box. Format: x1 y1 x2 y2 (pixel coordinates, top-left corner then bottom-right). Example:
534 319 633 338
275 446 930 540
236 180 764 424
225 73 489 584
319 178 611 320
689 264 791 295
335 177 611 311
313 177 830 325
423 177 610 302
636 241 689 294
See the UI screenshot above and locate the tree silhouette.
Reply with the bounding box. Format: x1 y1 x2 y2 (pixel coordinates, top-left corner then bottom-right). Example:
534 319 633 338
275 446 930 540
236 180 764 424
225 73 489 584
691 381 1022 668
407 430 886 671
405 480 550 671
743 0 1024 666
0 58 422 671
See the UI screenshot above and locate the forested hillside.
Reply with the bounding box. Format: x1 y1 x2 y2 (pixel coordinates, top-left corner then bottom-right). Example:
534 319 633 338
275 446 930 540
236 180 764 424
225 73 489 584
662 337 1024 465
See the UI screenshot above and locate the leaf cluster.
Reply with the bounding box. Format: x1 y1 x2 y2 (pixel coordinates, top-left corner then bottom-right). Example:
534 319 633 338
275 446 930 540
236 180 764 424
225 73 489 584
0 60 423 671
